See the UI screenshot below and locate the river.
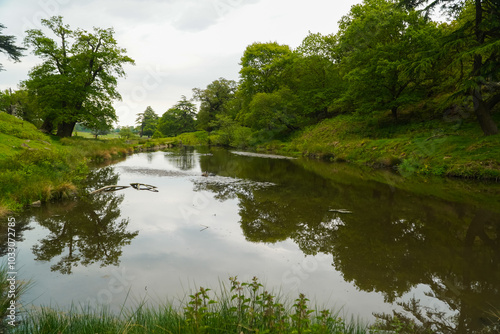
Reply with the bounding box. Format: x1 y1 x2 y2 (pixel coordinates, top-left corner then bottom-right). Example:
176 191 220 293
4 147 500 332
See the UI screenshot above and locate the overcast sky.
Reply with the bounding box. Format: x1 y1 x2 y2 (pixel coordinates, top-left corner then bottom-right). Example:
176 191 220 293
0 0 362 126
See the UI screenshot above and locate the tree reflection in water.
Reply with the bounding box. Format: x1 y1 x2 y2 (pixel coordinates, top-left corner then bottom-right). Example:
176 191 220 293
195 148 500 333
25 167 138 275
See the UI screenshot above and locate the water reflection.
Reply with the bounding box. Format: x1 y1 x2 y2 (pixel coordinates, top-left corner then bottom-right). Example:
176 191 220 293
195 148 500 333
166 146 196 171
21 167 138 274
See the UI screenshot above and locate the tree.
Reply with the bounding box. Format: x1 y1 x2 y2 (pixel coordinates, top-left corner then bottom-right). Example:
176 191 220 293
135 106 159 137
0 23 25 71
244 88 299 132
158 96 197 137
89 120 112 138
0 88 43 127
239 42 293 101
192 77 237 132
400 0 500 135
335 0 440 119
23 16 134 137
291 32 344 121
118 126 135 139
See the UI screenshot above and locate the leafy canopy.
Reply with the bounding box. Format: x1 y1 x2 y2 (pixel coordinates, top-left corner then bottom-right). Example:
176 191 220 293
23 16 135 137
0 23 25 71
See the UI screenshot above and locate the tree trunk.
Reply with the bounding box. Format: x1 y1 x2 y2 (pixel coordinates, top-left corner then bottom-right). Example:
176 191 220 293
40 118 55 134
470 2 499 136
473 88 499 135
391 106 398 120
472 53 498 136
56 121 76 137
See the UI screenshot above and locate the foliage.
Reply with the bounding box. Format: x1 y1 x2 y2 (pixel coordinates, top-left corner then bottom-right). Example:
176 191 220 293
193 77 237 132
13 276 368 334
135 106 158 137
0 113 138 213
23 16 134 137
0 23 25 71
291 32 344 121
0 88 43 127
400 0 500 135
244 88 299 131
239 42 293 96
158 96 197 137
118 126 136 139
334 0 441 119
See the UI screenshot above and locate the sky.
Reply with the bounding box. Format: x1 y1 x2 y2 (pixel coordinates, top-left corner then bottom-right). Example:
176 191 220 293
0 0 363 126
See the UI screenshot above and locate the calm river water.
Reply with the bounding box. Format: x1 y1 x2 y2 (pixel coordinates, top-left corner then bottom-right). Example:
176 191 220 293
4 147 500 332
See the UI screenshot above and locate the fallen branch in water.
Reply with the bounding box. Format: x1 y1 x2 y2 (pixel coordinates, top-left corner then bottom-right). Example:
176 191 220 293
90 185 130 194
130 183 159 192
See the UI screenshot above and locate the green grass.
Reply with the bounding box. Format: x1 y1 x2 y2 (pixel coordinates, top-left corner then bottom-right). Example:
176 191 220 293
72 131 121 139
162 131 210 146
13 276 368 334
0 113 145 215
283 112 500 180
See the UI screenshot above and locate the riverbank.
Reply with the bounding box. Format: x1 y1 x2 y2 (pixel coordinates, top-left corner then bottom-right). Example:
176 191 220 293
254 113 500 180
165 112 500 180
0 113 172 217
2 110 499 216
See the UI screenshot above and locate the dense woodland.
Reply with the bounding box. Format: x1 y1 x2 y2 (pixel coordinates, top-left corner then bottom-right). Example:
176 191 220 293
1 0 499 143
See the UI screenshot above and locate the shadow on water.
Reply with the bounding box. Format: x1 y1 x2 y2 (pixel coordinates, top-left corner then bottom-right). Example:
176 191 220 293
14 166 138 275
194 147 500 334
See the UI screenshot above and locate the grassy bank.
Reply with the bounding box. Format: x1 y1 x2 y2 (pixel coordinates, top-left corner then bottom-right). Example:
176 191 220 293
159 110 500 180
260 112 500 180
8 276 368 334
0 113 172 216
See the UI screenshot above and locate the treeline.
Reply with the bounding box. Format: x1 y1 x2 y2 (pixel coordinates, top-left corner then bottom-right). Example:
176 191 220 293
1 0 499 143
129 0 500 145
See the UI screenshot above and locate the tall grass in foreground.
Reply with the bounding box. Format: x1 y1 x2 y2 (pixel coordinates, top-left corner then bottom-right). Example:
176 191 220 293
0 262 32 332
13 276 368 334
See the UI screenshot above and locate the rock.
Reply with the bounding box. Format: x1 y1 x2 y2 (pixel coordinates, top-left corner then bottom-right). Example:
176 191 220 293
31 200 42 207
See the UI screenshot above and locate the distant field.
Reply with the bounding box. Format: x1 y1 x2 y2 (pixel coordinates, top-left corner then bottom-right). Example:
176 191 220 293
72 131 120 139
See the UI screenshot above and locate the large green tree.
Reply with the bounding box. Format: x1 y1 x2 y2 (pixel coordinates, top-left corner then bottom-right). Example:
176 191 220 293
238 42 293 110
192 77 237 132
335 0 440 119
237 42 298 133
157 96 197 137
135 106 159 137
400 0 500 135
23 16 134 137
292 32 344 121
0 23 25 71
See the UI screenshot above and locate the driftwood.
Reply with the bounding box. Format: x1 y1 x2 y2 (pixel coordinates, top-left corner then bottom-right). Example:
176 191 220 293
90 185 130 194
90 183 159 194
130 183 159 192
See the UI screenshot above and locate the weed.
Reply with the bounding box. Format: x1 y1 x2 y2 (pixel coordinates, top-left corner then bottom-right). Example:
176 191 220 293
11 276 369 334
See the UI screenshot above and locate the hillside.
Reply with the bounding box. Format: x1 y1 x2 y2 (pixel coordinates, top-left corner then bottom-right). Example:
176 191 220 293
0 113 136 216
272 113 500 180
